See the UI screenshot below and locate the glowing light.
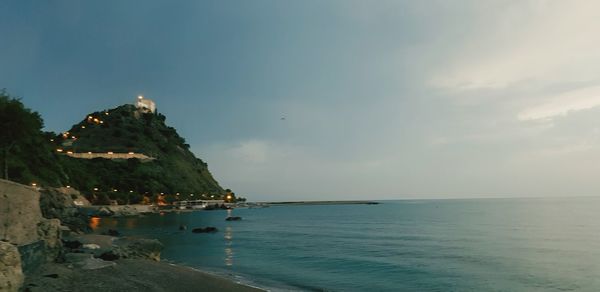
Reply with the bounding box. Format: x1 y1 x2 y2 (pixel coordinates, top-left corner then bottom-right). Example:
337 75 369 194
88 116 93 120
89 216 101 229
100 121 104 124
226 195 232 200
50 139 54 142
66 185 71 188
56 149 63 152
113 189 118 192
107 152 113 155
128 152 134 155
93 188 99 191
88 152 92 154
67 151 73 154
81 126 85 129
129 190 133 193
71 136 76 139
105 112 109 115
31 183 37 187
138 95 144 100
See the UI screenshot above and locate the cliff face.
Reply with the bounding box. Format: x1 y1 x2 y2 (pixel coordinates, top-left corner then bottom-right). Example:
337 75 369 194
54 105 224 204
0 179 62 292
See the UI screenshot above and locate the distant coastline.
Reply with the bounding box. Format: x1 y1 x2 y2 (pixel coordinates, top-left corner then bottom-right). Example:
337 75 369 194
263 200 380 206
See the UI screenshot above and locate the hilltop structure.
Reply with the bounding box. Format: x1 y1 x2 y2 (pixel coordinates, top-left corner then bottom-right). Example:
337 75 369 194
136 95 156 113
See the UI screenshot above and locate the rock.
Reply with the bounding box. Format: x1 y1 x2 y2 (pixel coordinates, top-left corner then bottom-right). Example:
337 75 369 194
36 219 62 262
62 240 83 250
111 238 164 261
0 179 44 245
80 257 116 270
192 227 218 233
82 244 100 250
105 229 121 237
97 207 114 217
0 241 24 292
225 216 242 221
39 188 90 233
97 251 120 261
64 252 115 270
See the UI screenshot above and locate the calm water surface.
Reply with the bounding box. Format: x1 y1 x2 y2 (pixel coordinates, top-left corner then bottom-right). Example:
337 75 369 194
93 198 600 291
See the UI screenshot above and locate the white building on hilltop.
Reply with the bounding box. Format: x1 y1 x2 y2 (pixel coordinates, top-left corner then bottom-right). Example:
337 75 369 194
136 95 156 113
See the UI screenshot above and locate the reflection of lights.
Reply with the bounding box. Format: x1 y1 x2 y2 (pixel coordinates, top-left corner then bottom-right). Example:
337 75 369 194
89 216 101 229
224 226 234 266
224 247 234 266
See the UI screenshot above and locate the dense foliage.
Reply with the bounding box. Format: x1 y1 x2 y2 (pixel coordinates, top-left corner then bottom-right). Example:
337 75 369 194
0 90 67 185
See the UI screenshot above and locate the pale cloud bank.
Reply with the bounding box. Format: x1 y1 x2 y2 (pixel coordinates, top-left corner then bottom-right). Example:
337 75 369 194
518 85 600 121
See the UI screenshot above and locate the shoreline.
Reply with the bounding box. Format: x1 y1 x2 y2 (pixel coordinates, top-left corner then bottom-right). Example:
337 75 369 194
23 258 266 292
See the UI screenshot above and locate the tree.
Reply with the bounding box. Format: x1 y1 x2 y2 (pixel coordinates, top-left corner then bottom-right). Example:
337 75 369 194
0 90 43 180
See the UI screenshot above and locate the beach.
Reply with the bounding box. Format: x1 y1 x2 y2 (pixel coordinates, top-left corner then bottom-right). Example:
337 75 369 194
23 259 264 292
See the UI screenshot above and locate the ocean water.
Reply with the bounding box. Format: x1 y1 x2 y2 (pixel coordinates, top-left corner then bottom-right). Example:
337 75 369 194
92 198 600 291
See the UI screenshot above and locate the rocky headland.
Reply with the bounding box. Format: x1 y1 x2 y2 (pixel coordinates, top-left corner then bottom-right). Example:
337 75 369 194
0 179 261 292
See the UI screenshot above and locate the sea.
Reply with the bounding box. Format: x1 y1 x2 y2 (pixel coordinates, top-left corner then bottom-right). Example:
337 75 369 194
91 197 600 291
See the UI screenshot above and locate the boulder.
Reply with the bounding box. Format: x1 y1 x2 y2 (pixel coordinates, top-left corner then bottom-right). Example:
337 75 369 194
36 219 62 262
192 227 218 233
39 188 90 233
111 238 163 261
0 241 24 292
225 216 242 221
96 207 114 217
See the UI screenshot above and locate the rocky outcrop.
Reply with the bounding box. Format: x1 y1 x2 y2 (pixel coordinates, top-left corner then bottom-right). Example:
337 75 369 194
0 180 44 245
0 241 23 292
39 187 90 233
111 238 164 261
0 179 66 291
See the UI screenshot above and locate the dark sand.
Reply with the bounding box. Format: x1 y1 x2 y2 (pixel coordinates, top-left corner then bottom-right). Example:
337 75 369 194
23 259 264 292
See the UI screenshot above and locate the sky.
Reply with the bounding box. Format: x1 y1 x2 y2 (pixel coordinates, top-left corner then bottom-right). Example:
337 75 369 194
2 0 600 201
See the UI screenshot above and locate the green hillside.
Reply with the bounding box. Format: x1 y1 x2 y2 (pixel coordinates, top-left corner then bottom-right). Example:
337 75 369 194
1 91 231 205
54 104 225 204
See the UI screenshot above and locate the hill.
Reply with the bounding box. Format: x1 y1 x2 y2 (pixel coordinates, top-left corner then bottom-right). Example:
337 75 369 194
1 91 233 205
54 104 226 204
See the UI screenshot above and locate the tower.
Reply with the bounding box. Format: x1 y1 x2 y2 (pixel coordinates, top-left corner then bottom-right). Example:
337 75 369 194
136 95 156 113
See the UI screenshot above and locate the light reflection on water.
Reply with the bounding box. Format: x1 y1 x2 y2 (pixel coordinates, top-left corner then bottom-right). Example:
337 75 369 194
225 226 234 266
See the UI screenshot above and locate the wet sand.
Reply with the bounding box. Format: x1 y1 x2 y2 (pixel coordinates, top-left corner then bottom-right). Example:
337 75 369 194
23 259 264 292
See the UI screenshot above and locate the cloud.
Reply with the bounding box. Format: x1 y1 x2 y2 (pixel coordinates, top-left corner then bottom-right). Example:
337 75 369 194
432 1 600 90
518 85 600 121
